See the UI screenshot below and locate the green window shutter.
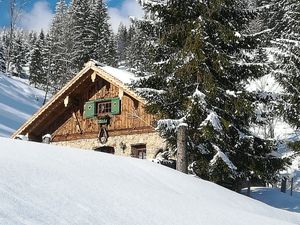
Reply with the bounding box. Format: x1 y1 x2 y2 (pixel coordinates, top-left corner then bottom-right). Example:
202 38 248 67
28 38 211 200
111 98 121 115
84 101 95 119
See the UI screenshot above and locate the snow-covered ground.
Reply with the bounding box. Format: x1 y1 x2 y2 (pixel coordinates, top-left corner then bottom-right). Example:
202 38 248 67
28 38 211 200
0 73 45 137
1 137 300 225
245 187 300 213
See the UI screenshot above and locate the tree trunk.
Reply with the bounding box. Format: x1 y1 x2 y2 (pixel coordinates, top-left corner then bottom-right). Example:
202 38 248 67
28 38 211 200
176 124 188 174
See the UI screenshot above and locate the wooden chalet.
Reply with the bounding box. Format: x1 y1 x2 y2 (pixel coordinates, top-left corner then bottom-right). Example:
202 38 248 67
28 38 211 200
12 60 165 159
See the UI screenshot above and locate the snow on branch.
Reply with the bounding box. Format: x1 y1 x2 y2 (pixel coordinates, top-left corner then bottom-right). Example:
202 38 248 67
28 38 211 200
245 28 273 37
138 0 167 7
135 87 166 95
157 118 185 131
192 88 207 106
276 38 300 46
200 111 222 131
210 144 237 171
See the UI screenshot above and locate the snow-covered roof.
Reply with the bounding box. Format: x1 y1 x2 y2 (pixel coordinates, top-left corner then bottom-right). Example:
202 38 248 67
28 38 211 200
100 65 139 85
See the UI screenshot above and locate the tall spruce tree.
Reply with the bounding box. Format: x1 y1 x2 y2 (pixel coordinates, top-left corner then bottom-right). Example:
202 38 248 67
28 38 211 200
116 23 129 64
10 31 27 77
135 0 286 189
125 24 155 76
29 30 47 88
0 43 6 73
48 0 70 91
71 0 90 70
86 0 116 66
263 0 300 129
244 0 281 140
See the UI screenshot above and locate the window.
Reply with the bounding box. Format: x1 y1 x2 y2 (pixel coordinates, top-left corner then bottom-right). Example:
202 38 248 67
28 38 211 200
97 101 111 115
83 97 121 119
131 144 147 159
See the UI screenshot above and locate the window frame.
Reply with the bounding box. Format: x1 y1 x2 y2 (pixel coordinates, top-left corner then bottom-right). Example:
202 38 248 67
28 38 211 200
96 101 112 116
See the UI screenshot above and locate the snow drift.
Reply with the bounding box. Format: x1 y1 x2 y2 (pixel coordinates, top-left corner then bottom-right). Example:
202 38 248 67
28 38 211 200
0 137 300 225
0 73 45 137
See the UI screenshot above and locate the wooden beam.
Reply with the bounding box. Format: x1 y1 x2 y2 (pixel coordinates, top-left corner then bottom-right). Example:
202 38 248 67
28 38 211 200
91 72 97 82
119 88 124 99
72 112 83 134
64 96 69 107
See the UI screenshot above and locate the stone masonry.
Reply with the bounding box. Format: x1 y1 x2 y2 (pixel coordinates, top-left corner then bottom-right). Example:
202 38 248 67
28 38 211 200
52 132 166 159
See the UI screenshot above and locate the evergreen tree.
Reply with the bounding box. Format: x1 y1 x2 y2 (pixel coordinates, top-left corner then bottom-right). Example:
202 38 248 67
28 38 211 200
125 24 155 76
263 0 300 129
244 0 281 140
86 0 116 66
0 43 6 73
71 0 90 70
135 0 286 189
29 30 47 88
48 0 70 91
10 31 27 77
106 36 117 67
116 23 129 64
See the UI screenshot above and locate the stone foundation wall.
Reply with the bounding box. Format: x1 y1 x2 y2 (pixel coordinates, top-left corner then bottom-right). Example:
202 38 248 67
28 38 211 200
52 132 166 159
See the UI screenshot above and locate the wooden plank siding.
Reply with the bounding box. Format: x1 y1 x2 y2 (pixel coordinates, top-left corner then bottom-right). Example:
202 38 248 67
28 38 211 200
49 75 156 142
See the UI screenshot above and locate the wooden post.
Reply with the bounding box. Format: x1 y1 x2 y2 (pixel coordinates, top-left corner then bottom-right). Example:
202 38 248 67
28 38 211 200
290 177 294 196
176 124 188 174
281 177 287 193
246 178 251 197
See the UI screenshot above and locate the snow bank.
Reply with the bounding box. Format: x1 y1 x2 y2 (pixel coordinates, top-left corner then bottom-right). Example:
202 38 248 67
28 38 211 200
0 73 45 137
0 137 300 225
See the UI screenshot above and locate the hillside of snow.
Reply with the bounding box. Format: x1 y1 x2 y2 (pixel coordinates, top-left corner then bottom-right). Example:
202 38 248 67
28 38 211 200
1 138 300 225
0 73 45 137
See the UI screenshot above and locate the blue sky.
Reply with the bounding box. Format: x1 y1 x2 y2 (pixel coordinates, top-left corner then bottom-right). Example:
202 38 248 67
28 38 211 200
0 0 143 32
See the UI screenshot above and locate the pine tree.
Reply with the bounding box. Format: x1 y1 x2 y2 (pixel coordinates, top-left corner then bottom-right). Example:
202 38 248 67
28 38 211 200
71 0 90 69
48 0 70 91
86 0 116 66
0 43 6 73
116 23 129 64
263 0 300 129
106 36 117 67
125 24 155 76
135 0 286 189
29 30 47 88
10 31 27 77
243 0 281 140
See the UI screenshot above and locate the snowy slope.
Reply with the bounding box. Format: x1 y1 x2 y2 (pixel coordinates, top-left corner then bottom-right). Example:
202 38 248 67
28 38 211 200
1 138 300 225
245 187 300 213
0 73 45 137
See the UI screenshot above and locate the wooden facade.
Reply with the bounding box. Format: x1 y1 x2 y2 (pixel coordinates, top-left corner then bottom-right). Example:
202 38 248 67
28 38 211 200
12 61 165 158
